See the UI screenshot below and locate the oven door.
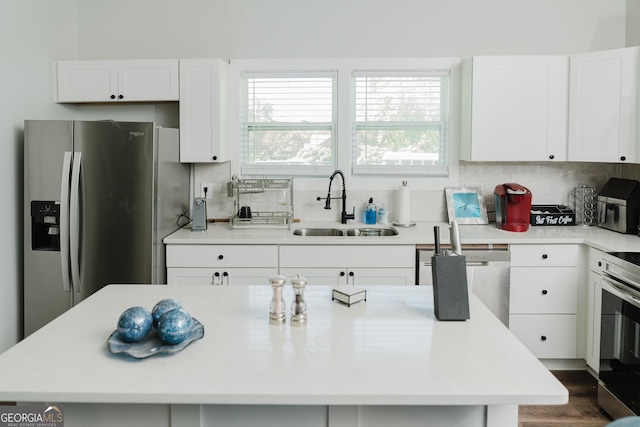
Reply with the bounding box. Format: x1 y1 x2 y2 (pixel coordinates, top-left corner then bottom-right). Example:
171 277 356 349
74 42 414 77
599 276 640 418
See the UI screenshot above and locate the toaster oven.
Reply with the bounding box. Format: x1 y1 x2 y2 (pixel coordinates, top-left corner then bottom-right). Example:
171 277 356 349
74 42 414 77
597 178 640 234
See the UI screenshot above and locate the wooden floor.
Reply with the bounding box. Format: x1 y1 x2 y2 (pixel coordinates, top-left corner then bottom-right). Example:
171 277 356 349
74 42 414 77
519 370 613 427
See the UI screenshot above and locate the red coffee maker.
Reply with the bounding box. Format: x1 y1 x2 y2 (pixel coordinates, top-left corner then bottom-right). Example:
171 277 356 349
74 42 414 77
494 183 532 232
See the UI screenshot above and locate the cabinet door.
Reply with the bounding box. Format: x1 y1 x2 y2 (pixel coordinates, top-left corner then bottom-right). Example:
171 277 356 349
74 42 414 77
168 267 277 285
280 268 346 286
280 267 414 286
510 244 579 267
568 47 639 162
179 58 230 163
279 245 415 269
509 314 577 358
57 61 118 103
510 267 578 314
461 56 568 161
586 269 602 372
347 268 414 286
117 60 179 101
166 245 278 268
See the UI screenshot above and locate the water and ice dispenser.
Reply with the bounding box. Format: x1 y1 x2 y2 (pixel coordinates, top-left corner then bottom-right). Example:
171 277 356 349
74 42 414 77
30 201 61 251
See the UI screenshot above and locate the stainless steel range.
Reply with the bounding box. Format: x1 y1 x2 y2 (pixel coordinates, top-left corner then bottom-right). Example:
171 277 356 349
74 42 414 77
599 252 640 419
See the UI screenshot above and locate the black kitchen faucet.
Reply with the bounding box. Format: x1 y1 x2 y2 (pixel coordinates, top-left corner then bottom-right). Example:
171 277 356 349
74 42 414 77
317 170 355 224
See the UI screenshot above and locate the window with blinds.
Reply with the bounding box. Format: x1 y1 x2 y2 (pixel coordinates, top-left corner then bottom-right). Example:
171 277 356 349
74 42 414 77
352 71 449 175
240 71 337 175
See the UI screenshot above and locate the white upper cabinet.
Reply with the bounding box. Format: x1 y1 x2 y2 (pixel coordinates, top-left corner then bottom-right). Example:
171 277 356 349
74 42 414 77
568 47 639 162
56 59 179 103
179 58 229 163
461 56 569 162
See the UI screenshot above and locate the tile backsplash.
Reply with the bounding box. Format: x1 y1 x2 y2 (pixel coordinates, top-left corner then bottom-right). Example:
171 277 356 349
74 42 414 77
196 161 620 223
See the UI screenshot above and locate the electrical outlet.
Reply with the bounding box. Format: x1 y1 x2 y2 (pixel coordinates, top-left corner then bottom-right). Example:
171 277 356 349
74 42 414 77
200 182 213 200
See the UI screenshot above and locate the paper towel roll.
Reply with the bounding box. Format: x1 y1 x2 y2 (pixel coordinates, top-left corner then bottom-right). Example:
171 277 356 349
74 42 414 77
396 181 411 225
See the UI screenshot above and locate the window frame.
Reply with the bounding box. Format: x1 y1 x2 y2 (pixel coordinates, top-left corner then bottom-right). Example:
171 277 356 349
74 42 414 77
229 58 461 191
240 69 338 177
351 69 450 176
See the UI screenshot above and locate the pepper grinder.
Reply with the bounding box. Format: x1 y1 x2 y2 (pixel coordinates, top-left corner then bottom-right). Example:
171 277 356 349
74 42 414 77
269 275 287 325
290 274 308 326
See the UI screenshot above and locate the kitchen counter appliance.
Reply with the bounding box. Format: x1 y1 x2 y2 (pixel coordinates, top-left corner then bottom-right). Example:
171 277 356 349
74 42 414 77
23 120 189 337
597 178 640 234
416 244 511 326
494 183 532 232
599 251 640 419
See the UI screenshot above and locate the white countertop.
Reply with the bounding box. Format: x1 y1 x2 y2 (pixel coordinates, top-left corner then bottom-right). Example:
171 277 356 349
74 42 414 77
0 285 567 406
164 221 640 252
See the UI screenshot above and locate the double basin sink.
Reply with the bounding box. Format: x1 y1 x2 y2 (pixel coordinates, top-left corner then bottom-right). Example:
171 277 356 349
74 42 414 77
293 226 399 237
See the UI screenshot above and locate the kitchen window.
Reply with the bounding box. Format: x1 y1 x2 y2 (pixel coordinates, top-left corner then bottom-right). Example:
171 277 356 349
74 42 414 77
240 71 337 176
352 71 449 176
230 58 460 187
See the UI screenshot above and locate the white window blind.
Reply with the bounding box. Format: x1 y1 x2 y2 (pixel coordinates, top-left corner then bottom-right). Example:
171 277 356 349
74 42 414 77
240 71 337 176
352 70 449 175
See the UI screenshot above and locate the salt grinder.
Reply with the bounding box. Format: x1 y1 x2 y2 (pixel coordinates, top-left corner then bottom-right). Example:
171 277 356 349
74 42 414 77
290 274 308 326
269 275 287 325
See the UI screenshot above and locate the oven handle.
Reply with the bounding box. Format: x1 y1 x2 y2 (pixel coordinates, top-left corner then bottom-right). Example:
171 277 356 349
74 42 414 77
601 276 640 308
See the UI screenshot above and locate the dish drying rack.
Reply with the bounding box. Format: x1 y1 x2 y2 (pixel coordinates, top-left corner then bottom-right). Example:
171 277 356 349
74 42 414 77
227 177 294 229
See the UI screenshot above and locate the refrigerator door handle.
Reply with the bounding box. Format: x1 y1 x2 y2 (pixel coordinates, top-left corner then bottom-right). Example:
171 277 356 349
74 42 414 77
60 151 72 292
70 152 82 293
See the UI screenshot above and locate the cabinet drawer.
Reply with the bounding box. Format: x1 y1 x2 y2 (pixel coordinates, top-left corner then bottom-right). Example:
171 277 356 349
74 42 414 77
166 245 278 268
509 314 577 358
279 245 415 268
167 267 277 285
510 244 579 267
510 267 578 313
279 267 414 286
588 247 605 273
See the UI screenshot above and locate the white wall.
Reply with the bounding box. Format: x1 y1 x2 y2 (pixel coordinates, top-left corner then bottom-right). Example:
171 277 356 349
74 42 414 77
0 0 77 353
0 0 629 351
74 0 625 59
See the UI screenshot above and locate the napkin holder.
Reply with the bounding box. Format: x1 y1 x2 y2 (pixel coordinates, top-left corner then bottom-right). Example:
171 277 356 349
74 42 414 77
431 254 470 321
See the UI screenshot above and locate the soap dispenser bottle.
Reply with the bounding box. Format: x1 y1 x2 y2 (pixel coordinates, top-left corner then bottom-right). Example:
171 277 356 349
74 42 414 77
364 197 377 224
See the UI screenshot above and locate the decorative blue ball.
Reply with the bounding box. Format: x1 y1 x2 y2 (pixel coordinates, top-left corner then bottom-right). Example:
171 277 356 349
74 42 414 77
152 299 182 328
158 308 193 345
117 306 153 343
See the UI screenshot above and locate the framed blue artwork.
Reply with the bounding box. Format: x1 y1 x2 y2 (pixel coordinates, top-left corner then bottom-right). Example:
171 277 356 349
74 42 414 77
444 187 488 224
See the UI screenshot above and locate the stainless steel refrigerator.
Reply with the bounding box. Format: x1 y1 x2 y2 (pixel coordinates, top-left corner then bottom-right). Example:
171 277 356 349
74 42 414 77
23 120 190 337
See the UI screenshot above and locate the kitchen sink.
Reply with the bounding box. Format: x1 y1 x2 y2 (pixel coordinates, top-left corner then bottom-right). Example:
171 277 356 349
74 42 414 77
292 227 398 237
345 227 399 236
292 228 344 236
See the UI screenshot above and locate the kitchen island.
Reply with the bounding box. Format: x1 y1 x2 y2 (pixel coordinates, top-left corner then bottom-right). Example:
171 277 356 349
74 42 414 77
0 284 567 427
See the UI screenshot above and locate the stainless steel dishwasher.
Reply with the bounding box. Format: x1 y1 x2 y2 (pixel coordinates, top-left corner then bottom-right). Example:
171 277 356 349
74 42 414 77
416 244 511 326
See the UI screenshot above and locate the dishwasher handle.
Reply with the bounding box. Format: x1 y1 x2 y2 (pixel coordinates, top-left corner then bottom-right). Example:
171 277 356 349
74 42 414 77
417 248 510 264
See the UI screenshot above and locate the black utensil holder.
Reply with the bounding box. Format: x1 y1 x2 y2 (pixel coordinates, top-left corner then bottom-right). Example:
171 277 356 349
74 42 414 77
431 255 470 321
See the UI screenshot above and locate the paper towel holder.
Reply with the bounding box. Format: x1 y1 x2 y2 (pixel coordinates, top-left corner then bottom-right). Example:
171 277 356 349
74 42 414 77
393 180 416 227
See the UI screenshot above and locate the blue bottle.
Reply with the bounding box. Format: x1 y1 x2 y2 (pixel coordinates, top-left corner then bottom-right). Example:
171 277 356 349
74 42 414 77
365 198 377 224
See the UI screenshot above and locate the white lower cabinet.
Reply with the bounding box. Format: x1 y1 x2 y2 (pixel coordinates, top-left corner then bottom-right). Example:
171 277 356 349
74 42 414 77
279 267 414 286
509 315 578 359
166 245 278 285
167 268 276 286
586 247 604 372
279 245 415 286
166 244 414 287
509 244 580 359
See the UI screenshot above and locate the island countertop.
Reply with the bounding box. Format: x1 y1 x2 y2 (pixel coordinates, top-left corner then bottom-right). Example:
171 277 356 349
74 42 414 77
0 284 567 407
